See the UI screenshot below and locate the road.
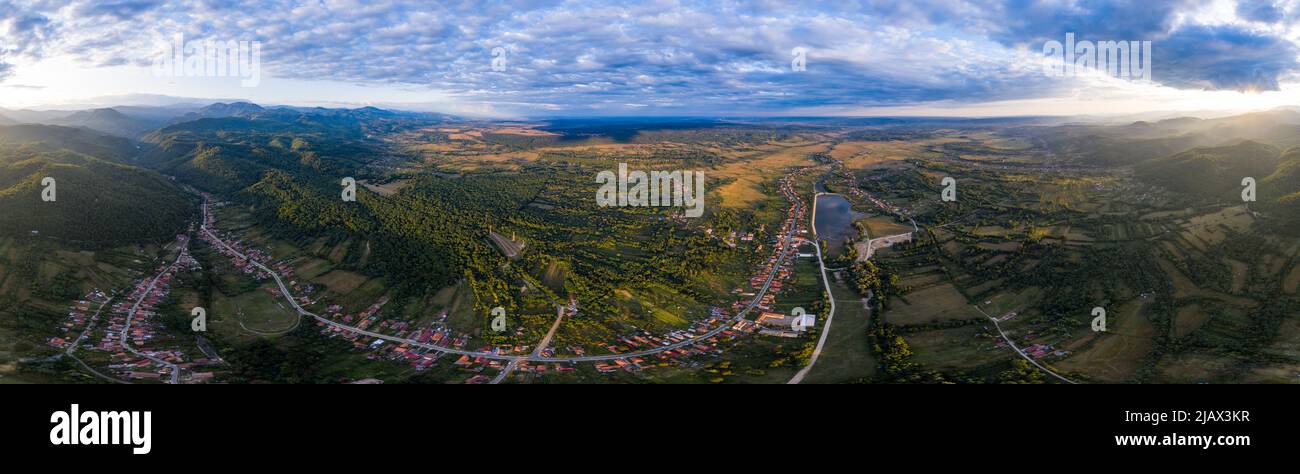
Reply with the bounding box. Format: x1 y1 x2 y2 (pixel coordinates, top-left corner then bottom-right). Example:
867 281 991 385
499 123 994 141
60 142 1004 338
491 305 566 384
786 238 839 384
975 305 1078 384
790 170 911 383
120 242 189 384
61 296 132 384
66 296 113 357
487 231 525 259
200 195 800 364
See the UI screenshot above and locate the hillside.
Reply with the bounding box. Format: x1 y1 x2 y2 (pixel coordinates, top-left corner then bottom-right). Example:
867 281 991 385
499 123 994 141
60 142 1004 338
0 124 140 163
0 141 192 245
1262 147 1300 226
139 105 440 192
1134 141 1282 198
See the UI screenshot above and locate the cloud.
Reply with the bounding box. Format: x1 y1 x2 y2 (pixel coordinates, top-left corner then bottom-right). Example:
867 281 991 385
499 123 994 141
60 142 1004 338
1237 0 1284 23
72 0 163 20
1 0 1298 114
1156 24 1300 91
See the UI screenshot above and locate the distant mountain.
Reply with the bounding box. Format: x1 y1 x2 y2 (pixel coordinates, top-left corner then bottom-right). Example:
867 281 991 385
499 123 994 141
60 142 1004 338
1135 141 1282 199
0 126 192 244
0 113 15 126
0 124 141 163
167 102 266 124
1020 109 1300 166
113 104 203 122
50 108 160 139
0 108 73 124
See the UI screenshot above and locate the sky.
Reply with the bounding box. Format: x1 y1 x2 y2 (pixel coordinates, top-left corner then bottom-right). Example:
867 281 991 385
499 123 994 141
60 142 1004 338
2 0 1300 118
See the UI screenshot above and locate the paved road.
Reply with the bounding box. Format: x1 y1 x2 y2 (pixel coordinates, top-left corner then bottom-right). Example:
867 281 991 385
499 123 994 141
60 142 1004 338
488 231 524 259
491 305 566 384
200 196 800 364
787 239 841 384
120 243 189 384
975 305 1078 384
790 170 909 384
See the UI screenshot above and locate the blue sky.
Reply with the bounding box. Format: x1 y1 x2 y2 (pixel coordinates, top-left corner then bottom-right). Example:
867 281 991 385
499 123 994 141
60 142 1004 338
2 0 1299 117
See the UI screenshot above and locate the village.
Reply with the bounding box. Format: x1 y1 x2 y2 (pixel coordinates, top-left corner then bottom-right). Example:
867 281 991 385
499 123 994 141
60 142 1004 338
46 167 827 384
48 235 219 383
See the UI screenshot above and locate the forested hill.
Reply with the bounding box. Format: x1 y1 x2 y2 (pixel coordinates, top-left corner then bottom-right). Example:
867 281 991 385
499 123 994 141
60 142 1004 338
136 106 492 296
0 126 193 246
139 109 422 193
1134 140 1300 233
1135 141 1282 198
0 124 141 164
1262 147 1300 229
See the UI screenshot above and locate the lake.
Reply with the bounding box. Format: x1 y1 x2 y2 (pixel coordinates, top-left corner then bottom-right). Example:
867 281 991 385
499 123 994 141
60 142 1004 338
813 193 864 256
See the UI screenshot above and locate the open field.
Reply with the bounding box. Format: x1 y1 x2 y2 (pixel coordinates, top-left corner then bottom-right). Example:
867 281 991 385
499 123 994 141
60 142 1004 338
1055 300 1153 382
801 273 876 383
714 140 828 208
885 283 981 325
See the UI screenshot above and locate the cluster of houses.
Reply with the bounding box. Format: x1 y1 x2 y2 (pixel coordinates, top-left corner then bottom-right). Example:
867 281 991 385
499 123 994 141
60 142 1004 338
725 171 813 338
99 239 212 382
993 336 1069 360
47 289 111 351
315 305 471 372
49 236 218 383
199 196 273 280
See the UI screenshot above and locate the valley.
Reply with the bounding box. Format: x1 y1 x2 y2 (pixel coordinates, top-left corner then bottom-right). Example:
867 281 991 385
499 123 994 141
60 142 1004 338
1 104 1299 384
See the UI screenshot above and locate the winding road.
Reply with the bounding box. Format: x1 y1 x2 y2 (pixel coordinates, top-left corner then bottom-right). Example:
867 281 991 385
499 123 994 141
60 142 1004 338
975 305 1077 384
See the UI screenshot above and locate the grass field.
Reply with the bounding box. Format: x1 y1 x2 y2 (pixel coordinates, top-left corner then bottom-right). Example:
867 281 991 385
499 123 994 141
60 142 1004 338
1054 299 1153 382
860 216 913 239
801 272 876 383
908 325 1006 370
1154 257 1257 307
1285 263 1300 295
429 280 480 334
210 283 300 337
1150 353 1236 383
313 269 368 294
714 140 828 208
1174 304 1209 338
886 283 981 325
